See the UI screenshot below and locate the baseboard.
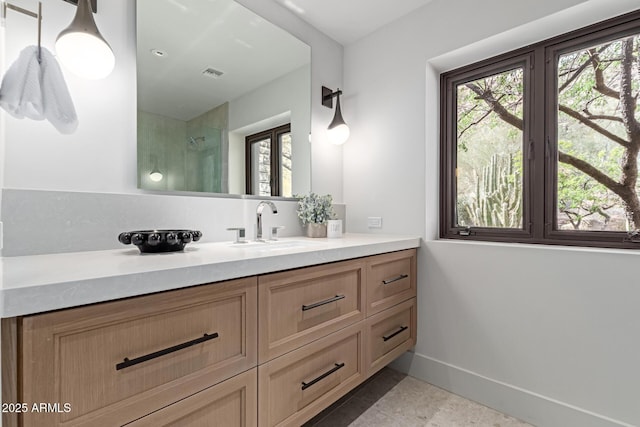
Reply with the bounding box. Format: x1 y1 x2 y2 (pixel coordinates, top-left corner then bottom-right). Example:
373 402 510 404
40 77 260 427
389 352 635 427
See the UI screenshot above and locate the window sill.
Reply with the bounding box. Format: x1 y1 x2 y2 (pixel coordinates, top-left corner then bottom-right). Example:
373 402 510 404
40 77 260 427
429 237 640 256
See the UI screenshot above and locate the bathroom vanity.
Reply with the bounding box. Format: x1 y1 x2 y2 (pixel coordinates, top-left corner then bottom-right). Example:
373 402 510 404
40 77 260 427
0 234 418 427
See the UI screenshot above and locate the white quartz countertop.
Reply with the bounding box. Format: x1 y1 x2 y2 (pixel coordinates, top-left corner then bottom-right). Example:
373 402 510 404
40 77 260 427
0 233 420 318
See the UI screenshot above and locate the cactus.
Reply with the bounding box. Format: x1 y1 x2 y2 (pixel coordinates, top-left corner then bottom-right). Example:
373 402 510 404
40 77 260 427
462 154 522 228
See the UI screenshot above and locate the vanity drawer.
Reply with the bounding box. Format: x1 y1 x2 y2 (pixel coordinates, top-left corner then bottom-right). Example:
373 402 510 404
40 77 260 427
366 249 416 316
257 322 364 427
127 368 257 427
258 259 366 363
19 277 257 427
365 298 417 377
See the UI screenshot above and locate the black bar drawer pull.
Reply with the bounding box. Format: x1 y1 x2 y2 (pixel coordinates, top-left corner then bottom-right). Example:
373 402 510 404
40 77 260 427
302 294 345 311
382 274 409 285
382 326 409 342
116 332 219 371
301 362 345 390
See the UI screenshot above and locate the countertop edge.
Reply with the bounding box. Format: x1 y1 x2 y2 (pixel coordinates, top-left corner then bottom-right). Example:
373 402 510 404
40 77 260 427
1 235 420 318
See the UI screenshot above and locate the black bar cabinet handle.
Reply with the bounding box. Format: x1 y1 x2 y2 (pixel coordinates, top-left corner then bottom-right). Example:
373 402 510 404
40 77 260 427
302 294 345 311
301 362 345 390
382 326 409 342
382 274 409 285
116 332 219 371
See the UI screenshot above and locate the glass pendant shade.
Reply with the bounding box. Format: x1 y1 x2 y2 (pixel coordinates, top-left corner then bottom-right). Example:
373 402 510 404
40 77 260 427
55 0 115 79
327 93 350 145
149 169 163 182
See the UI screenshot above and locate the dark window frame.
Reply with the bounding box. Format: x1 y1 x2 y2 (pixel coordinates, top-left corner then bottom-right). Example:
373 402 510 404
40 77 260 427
245 123 291 197
440 9 640 249
441 53 534 242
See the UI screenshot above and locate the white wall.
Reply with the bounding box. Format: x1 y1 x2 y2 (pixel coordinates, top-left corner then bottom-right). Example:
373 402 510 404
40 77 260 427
0 0 343 200
344 0 640 426
2 0 136 192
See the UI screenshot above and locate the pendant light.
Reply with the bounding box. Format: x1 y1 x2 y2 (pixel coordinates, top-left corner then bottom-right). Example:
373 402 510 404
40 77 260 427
55 0 115 79
149 156 163 182
149 167 163 182
322 86 350 145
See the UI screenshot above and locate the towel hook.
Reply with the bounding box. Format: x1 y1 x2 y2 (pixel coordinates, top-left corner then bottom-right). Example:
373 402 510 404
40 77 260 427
1 1 43 62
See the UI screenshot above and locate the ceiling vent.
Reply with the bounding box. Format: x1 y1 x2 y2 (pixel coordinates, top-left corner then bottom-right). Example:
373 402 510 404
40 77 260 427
202 67 224 79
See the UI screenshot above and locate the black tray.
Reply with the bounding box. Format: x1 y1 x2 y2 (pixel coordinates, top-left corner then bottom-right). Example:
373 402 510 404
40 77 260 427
118 230 202 253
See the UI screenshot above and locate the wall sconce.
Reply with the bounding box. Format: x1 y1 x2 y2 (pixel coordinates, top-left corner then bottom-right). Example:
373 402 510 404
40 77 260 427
322 86 350 145
55 0 115 79
149 156 163 182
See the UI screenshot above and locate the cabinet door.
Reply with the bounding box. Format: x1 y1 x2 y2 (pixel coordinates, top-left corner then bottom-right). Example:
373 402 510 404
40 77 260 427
366 249 416 316
19 277 257 427
126 369 257 427
365 298 417 377
258 259 366 363
258 323 365 427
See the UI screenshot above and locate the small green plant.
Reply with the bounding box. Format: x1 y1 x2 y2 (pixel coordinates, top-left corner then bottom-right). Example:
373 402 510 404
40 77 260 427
295 193 335 225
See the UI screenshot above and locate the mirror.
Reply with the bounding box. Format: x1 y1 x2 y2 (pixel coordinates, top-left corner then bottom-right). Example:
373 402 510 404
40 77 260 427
136 0 311 197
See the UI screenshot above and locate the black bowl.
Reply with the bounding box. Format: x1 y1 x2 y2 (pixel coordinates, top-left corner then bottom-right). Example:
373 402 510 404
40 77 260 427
118 230 202 253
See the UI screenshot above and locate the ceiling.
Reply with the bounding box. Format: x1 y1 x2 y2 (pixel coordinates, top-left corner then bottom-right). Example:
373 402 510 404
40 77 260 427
270 0 434 45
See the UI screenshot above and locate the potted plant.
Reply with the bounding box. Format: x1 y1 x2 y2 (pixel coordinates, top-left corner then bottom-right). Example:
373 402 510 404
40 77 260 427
295 193 336 237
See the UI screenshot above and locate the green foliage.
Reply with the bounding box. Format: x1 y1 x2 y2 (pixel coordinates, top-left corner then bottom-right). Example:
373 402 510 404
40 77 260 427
295 193 335 225
459 154 522 228
557 140 621 229
456 68 524 152
456 34 640 231
456 68 524 228
555 36 639 230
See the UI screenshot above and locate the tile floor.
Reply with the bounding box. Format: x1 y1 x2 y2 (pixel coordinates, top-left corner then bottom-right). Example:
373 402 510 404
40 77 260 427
304 368 534 427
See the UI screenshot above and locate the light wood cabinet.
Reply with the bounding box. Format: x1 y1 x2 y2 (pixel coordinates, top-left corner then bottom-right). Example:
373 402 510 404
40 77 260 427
365 297 417 376
366 249 417 316
258 258 366 363
127 368 257 427
12 277 257 427
256 249 417 426
2 248 418 427
257 323 364 427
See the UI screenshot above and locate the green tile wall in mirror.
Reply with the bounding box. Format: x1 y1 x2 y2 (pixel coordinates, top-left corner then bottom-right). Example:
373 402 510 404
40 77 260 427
136 0 311 197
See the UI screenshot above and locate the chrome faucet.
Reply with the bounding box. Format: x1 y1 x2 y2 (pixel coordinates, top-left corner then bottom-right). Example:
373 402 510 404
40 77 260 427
256 201 278 241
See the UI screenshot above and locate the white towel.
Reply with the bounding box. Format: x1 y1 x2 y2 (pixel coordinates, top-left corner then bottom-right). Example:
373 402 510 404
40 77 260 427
0 46 43 120
0 46 78 134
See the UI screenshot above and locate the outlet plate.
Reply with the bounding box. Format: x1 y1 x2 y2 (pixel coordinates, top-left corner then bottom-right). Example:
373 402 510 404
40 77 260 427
367 217 382 228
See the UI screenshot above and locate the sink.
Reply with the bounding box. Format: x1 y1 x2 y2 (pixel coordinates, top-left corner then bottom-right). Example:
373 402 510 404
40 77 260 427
230 239 319 251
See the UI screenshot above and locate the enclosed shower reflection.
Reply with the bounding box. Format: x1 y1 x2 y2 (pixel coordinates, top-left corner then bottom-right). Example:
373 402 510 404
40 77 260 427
184 129 224 193
138 105 228 193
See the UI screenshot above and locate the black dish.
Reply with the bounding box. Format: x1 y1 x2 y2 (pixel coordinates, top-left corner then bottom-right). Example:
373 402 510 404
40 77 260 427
118 230 202 253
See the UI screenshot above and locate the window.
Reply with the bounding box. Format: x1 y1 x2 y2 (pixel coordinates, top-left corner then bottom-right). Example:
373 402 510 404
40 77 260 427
440 10 640 248
245 124 292 197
